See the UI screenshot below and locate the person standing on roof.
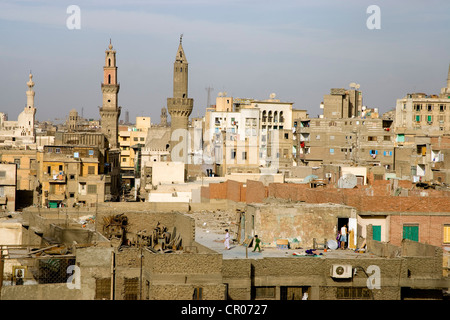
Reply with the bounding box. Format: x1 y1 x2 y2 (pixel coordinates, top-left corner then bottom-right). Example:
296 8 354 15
224 229 230 250
340 224 347 249
253 235 262 252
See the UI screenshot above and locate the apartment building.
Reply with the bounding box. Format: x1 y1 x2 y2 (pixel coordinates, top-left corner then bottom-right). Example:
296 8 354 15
118 116 151 187
296 87 395 171
37 145 110 208
0 149 39 209
0 163 17 212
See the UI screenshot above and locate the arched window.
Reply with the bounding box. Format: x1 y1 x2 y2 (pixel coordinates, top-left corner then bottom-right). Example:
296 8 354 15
108 58 111 66
108 74 111 84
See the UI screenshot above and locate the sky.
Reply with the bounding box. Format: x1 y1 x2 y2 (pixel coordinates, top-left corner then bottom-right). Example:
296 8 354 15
0 0 449 123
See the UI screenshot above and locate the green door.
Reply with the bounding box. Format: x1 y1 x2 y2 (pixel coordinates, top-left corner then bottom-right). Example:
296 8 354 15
372 225 381 241
49 201 58 208
403 225 419 242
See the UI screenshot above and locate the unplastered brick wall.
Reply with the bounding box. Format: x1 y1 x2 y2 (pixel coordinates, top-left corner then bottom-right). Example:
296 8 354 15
208 180 246 202
390 215 450 247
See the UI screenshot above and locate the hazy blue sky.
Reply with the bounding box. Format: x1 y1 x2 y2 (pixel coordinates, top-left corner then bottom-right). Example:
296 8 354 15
0 0 449 123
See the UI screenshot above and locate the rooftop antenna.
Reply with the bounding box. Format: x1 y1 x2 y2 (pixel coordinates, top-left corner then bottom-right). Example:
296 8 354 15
180 34 183 44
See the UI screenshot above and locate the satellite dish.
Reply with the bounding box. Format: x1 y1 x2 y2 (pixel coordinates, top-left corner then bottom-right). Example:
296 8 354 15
327 240 338 250
337 174 357 189
218 92 223 97
223 91 227 96
355 84 360 89
270 93 276 99
349 82 356 88
362 106 366 111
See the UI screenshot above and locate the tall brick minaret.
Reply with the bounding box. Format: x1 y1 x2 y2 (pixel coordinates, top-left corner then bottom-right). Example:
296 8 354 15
99 40 121 149
167 35 193 161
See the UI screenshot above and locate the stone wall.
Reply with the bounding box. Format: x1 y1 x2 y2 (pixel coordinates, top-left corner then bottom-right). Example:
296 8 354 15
245 203 353 248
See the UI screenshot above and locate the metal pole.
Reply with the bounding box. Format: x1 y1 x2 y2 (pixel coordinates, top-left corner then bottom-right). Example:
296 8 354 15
0 247 4 300
110 251 115 300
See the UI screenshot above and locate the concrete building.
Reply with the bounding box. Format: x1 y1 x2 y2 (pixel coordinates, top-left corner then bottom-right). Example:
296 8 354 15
1 202 448 301
296 87 395 174
0 149 39 209
0 164 17 212
395 64 450 135
118 116 151 188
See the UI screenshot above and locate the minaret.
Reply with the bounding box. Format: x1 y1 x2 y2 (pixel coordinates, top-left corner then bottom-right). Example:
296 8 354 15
26 72 35 108
440 63 450 97
21 72 36 140
447 63 450 89
167 35 194 161
99 40 121 149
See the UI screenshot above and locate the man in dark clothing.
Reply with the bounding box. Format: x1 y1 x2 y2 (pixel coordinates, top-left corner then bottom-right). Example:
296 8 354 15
253 235 262 252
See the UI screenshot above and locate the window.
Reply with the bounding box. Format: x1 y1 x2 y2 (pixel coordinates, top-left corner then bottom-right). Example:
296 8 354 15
284 133 289 139
59 165 63 171
415 115 421 122
336 287 371 300
280 286 310 300
444 225 450 244
69 193 75 198
47 166 51 174
383 136 391 141
427 104 432 111
88 166 95 175
427 115 432 123
193 287 203 300
403 225 419 242
253 286 275 299
124 278 139 300
134 137 138 141
440 104 445 112
87 185 97 194
396 134 405 143
55 148 61 154
0 171 5 178
330 148 334 154
242 151 247 160
368 136 377 141
140 137 144 141
231 149 236 160
0 186 4 197
70 175 75 180
122 158 126 162
95 278 111 300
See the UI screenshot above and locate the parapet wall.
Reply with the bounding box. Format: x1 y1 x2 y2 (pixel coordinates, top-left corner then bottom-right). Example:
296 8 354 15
202 179 450 213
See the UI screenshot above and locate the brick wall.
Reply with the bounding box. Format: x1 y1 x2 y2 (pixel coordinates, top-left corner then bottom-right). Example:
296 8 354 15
389 215 450 247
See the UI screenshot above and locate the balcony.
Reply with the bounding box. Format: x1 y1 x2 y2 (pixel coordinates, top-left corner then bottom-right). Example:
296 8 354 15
48 173 66 183
48 194 65 201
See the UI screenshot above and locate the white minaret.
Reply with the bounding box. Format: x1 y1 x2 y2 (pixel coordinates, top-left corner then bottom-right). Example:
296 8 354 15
26 72 35 108
16 72 36 142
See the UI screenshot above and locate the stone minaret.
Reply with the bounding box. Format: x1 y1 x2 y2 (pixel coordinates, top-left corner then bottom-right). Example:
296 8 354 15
447 63 450 89
20 72 36 140
99 40 121 149
167 35 193 161
160 107 168 126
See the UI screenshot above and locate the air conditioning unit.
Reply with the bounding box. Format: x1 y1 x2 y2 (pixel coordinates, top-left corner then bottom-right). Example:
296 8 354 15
331 264 353 278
